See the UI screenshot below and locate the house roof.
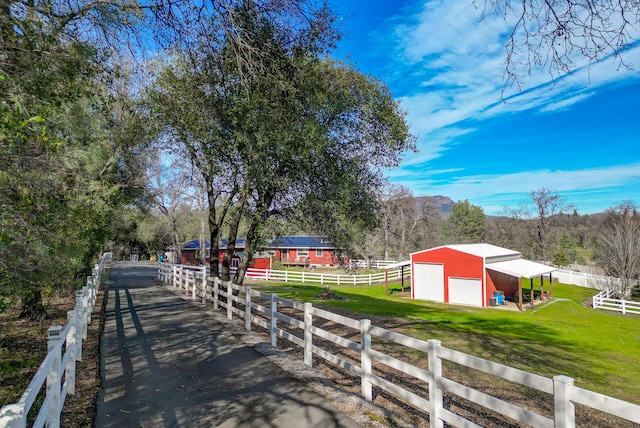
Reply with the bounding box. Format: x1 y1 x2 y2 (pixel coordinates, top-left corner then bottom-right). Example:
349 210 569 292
266 236 335 249
412 243 521 259
220 239 246 250
486 259 557 279
180 239 210 250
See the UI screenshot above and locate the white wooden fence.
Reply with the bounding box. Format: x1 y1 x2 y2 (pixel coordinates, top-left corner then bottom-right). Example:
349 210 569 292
245 267 408 285
158 264 640 428
157 263 409 287
0 253 110 428
553 268 622 289
593 289 640 315
349 259 401 269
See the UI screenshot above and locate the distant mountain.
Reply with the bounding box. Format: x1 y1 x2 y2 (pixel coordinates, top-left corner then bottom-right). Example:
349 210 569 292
416 195 454 215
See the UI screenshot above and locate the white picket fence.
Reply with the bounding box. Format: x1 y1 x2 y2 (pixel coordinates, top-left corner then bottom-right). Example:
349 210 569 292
157 263 409 288
0 253 111 428
158 264 640 428
593 289 640 315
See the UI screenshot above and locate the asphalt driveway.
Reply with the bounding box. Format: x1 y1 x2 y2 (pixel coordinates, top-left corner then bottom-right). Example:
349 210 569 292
96 262 361 428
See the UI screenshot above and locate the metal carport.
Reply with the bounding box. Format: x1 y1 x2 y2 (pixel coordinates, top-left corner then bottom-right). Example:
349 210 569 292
486 260 557 311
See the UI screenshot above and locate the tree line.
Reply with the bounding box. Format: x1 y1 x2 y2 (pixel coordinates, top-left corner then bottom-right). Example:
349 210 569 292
1 0 415 318
116 185 640 298
2 0 639 318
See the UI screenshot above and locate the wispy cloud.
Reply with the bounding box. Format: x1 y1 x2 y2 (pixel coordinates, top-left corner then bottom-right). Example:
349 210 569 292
539 93 593 112
372 1 640 162
393 163 640 214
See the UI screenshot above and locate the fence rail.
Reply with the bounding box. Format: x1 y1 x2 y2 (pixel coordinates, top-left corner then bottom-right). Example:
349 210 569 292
349 259 404 269
0 253 110 428
157 263 409 288
158 264 640 428
593 289 640 315
553 268 622 289
245 266 408 285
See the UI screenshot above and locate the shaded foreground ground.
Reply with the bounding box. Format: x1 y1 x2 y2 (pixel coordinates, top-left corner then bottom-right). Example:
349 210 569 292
95 262 361 427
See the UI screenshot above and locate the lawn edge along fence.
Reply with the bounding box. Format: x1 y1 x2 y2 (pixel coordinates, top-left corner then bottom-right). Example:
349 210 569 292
0 253 111 428
592 289 640 315
158 263 408 287
159 263 640 428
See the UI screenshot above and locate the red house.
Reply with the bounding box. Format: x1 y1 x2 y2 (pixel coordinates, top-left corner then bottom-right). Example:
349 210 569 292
267 236 347 267
411 244 557 309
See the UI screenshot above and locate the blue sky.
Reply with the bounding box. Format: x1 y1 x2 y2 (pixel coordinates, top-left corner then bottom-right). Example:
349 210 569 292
329 0 640 215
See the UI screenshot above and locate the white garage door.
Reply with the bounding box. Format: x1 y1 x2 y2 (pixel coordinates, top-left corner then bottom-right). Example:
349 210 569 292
448 277 482 307
413 263 444 302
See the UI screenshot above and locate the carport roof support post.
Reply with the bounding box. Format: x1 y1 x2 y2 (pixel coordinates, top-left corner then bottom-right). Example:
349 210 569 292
518 277 523 311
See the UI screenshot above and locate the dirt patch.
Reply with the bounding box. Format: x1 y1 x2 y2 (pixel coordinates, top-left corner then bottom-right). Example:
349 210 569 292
315 288 344 300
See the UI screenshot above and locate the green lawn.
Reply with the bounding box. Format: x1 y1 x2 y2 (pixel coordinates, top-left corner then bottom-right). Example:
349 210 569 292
253 280 640 404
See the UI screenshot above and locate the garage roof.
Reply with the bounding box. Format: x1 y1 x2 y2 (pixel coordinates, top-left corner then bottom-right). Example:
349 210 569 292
486 259 557 279
446 243 521 259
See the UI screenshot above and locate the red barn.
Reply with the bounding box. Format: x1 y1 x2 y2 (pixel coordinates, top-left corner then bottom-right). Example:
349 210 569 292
411 244 557 309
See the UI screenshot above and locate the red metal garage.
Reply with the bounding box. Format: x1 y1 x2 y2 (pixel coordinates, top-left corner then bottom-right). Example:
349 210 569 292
411 244 557 309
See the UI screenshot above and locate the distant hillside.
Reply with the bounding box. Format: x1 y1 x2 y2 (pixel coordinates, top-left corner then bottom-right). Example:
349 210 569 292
417 195 454 215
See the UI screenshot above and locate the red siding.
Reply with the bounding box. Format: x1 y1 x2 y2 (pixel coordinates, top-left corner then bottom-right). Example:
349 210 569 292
275 248 341 266
412 247 485 305
486 270 519 300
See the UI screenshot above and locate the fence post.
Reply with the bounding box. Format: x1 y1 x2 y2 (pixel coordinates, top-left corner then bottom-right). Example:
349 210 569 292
554 375 575 428
75 291 84 359
360 319 373 401
202 266 207 304
270 294 278 347
191 272 196 300
428 339 443 428
85 277 93 324
622 300 627 314
172 265 177 288
213 278 219 310
226 282 233 320
245 286 252 331
66 310 77 395
0 404 26 428
46 326 63 428
304 302 313 367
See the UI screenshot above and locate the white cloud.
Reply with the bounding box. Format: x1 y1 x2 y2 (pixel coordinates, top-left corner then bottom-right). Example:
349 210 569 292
373 1 640 163
539 93 593 112
392 163 640 214
360 1 640 214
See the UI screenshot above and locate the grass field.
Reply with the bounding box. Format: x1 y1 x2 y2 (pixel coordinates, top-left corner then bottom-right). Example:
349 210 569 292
252 279 640 405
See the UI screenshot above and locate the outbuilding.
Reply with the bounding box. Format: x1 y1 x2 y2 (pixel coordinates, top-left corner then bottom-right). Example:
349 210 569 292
410 243 557 310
